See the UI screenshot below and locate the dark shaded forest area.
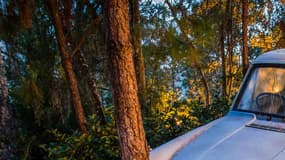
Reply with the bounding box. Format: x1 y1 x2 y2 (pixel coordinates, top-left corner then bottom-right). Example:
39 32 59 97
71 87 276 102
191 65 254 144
0 0 284 159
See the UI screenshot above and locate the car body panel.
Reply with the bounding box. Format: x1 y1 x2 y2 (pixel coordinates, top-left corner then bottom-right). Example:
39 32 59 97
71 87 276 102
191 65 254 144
273 149 285 160
172 111 285 160
253 49 285 65
149 117 223 160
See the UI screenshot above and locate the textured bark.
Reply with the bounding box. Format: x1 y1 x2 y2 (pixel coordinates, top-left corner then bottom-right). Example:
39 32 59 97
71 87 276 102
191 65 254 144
242 0 249 76
104 0 149 159
129 0 147 112
0 50 12 159
47 0 87 133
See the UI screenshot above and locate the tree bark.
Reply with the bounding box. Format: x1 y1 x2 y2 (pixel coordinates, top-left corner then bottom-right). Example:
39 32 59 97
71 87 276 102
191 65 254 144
0 49 12 159
226 0 233 97
129 0 147 112
47 0 87 133
242 0 249 76
220 25 227 97
104 0 149 159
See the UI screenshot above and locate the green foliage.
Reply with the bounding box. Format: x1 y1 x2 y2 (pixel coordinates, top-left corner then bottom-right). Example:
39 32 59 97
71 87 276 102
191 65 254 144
40 108 119 160
145 97 230 148
12 77 44 125
145 104 199 147
3 0 283 159
38 95 230 159
191 97 231 123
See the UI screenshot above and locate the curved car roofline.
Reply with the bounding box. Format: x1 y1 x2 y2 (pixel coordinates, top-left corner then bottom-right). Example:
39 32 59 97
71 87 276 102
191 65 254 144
253 49 285 64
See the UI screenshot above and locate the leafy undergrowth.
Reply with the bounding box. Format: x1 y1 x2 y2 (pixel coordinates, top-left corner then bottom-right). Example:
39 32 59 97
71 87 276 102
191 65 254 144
19 98 230 159
40 108 119 160
145 97 230 148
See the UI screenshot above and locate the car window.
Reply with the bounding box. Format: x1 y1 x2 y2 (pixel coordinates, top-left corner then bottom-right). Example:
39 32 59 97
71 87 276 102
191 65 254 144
237 67 285 116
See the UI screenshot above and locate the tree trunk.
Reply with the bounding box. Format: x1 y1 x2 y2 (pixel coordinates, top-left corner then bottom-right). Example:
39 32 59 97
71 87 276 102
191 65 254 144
19 0 34 29
0 49 12 159
197 65 210 106
242 0 249 76
226 0 233 97
75 51 106 125
220 24 227 97
104 0 149 159
278 21 285 48
129 0 147 112
47 0 87 133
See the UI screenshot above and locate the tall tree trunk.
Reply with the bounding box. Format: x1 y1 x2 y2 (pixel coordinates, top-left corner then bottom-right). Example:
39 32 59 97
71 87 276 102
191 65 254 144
171 65 176 91
197 65 210 106
18 0 34 29
226 0 233 97
220 25 227 97
104 0 149 159
129 0 147 112
278 21 285 48
227 49 233 97
0 49 12 159
242 0 249 76
75 51 106 125
47 0 87 133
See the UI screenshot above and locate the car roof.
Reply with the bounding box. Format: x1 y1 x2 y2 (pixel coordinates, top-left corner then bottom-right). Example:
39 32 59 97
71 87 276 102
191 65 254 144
254 49 285 64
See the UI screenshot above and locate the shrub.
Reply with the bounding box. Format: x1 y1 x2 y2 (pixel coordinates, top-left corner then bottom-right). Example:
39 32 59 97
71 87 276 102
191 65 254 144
145 97 230 148
40 108 119 160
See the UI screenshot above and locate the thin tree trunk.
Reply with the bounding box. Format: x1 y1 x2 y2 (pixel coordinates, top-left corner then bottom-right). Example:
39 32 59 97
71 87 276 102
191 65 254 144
47 0 87 133
76 51 106 125
220 25 227 97
0 49 12 159
165 0 211 104
104 0 149 159
172 66 175 91
228 52 233 97
197 65 210 106
129 0 147 112
242 0 249 76
226 0 233 97
278 21 285 48
18 0 34 29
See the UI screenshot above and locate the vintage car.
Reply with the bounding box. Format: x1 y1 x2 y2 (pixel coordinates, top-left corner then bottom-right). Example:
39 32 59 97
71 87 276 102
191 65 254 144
150 49 285 160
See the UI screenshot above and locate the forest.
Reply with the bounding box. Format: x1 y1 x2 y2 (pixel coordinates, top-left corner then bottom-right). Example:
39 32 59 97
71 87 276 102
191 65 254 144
0 0 284 159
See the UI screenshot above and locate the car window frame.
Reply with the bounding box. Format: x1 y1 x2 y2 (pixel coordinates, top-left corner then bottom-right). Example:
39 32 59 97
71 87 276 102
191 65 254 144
232 63 285 118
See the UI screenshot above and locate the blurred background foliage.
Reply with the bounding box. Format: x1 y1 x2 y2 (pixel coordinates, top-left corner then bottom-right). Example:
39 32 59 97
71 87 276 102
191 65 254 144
0 0 284 159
